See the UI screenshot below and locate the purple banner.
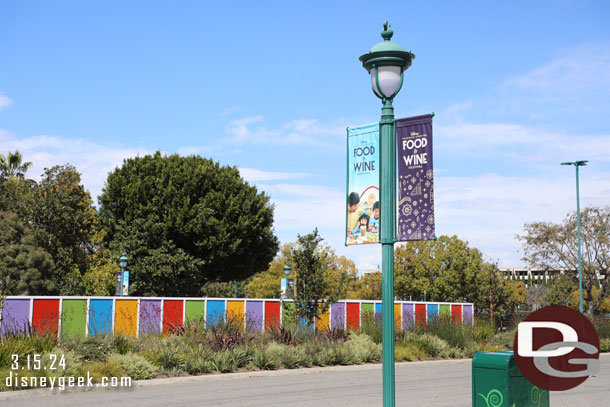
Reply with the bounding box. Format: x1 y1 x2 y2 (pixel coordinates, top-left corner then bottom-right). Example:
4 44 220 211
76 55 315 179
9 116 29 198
396 114 435 241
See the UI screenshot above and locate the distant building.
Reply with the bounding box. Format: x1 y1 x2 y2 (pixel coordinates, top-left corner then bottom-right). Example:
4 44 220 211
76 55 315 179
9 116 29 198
501 267 603 288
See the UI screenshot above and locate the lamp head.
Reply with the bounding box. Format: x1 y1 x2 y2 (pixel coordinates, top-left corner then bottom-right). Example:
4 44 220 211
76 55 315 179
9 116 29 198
359 21 415 100
283 265 291 277
119 252 128 269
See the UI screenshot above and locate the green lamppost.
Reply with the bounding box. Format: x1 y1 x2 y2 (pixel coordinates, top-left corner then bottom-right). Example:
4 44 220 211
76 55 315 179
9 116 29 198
360 21 414 407
561 160 588 313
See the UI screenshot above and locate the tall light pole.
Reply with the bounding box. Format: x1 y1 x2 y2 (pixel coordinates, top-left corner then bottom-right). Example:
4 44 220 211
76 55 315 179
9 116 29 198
561 160 588 313
360 21 414 407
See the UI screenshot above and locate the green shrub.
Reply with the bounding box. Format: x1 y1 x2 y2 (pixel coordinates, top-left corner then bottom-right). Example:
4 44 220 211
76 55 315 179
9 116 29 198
210 350 236 373
346 333 381 363
112 335 136 355
403 333 452 358
158 348 185 372
473 319 495 342
359 312 382 344
592 318 610 340
65 335 113 362
419 315 472 349
108 352 160 379
0 336 34 369
395 343 426 361
77 359 126 382
233 346 255 368
253 347 279 370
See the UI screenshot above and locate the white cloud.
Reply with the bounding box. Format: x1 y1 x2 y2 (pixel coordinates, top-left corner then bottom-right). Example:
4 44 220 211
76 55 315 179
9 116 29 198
238 168 310 182
0 132 152 204
435 120 610 164
504 42 610 96
224 115 348 149
0 92 13 111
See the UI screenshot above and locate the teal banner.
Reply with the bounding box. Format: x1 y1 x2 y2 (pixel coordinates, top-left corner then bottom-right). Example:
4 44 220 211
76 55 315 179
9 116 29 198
346 123 380 245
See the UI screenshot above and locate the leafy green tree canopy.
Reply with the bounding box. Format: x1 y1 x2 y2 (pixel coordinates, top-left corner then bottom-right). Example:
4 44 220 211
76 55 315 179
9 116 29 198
98 152 278 296
519 206 610 313
0 211 54 295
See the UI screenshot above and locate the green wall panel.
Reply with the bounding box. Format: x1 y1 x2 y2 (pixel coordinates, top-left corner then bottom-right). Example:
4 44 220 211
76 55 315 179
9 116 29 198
61 299 87 338
185 300 206 323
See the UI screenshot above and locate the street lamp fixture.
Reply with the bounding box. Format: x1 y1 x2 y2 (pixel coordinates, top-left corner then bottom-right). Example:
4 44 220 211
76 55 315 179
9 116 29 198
360 21 414 407
561 160 588 313
283 265 291 278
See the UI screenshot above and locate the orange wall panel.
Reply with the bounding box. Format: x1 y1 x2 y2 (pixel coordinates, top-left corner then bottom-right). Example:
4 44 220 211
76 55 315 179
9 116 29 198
115 299 138 337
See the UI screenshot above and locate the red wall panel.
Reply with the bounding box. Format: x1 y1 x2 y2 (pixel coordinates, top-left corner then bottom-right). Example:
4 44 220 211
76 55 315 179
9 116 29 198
451 305 462 323
264 301 280 330
162 300 184 335
32 299 60 336
346 302 360 331
415 304 427 326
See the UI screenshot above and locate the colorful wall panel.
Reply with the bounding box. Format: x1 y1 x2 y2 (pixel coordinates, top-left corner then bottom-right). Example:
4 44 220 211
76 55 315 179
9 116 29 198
451 304 462 323
32 299 60 336
61 299 87 338
89 299 113 336
316 307 330 332
264 301 280 330
227 300 244 327
115 299 138 337
394 303 401 331
331 302 345 329
139 299 161 336
1 298 30 335
163 300 184 334
185 300 205 324
346 302 360 331
206 300 225 326
402 303 414 330
245 300 263 332
415 304 427 326
439 304 450 317
1 297 474 339
427 304 439 323
463 304 473 323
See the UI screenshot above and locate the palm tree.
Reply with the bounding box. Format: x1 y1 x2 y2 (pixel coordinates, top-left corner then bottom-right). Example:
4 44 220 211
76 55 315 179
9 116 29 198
0 150 32 178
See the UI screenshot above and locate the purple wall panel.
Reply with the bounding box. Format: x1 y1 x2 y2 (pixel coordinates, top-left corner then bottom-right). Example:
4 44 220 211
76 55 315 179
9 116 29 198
331 302 345 329
139 299 161 336
463 304 473 324
245 301 263 332
402 303 414 330
1 299 30 335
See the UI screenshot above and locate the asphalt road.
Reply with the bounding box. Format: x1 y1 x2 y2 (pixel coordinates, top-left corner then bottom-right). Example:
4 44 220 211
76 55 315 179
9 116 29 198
2 355 609 406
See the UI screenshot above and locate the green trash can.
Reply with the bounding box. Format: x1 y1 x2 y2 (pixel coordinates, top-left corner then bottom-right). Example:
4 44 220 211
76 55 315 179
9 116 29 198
472 351 550 407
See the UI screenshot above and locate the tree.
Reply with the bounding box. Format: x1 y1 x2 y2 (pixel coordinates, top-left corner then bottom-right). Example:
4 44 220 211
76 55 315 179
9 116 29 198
544 275 577 307
98 152 278 296
0 150 32 179
30 165 97 294
0 211 54 295
347 271 382 300
518 206 610 313
247 244 294 298
393 235 484 302
247 242 358 300
290 229 340 325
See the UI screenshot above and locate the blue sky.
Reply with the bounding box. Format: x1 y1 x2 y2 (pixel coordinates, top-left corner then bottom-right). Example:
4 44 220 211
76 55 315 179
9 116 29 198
1 1 609 273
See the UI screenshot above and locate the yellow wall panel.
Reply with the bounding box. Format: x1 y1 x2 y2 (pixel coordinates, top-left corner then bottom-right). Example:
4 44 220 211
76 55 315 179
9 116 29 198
394 303 402 332
115 300 138 337
227 300 245 327
316 307 330 332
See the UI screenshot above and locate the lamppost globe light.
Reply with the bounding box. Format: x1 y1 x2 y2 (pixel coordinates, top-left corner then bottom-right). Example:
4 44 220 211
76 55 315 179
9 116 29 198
283 265 291 277
119 253 128 269
359 21 414 100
